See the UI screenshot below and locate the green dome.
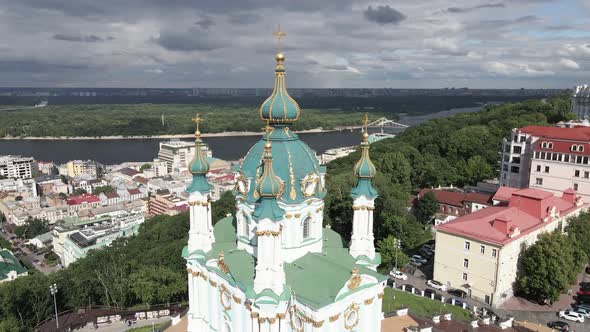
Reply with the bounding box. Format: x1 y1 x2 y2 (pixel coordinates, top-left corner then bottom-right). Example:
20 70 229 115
238 126 325 204
354 141 376 178
259 56 300 124
190 140 210 175
254 143 284 197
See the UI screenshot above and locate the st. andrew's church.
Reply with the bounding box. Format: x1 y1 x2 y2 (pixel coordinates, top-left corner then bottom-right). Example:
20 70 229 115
182 27 387 332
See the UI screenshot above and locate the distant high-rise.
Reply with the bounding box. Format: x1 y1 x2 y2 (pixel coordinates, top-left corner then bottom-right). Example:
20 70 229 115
572 84 590 119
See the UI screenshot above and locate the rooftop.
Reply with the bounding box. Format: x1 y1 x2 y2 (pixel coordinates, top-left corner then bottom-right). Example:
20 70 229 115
66 193 100 205
0 249 27 280
519 125 590 142
418 189 491 208
436 188 583 246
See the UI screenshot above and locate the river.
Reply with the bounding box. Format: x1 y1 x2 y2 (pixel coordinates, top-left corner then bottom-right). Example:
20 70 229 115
0 105 484 164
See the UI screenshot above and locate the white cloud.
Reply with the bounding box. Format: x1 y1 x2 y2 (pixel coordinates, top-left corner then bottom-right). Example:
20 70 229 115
482 61 554 77
559 58 580 70
145 68 163 74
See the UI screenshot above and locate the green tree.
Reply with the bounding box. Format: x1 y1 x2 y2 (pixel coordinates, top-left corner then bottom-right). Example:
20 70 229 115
379 152 411 190
517 232 586 304
92 185 115 196
71 188 87 196
60 175 68 184
140 163 152 172
212 191 236 224
378 235 408 269
463 155 495 185
413 192 439 224
565 212 590 258
14 218 49 239
129 266 185 305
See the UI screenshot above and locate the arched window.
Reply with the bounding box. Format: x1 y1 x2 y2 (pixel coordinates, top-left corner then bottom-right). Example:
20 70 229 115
541 142 547 148
303 217 311 239
547 142 553 149
243 218 249 236
580 145 585 152
572 145 578 152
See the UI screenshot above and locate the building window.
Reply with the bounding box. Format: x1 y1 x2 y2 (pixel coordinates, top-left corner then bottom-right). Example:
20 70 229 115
510 166 520 173
548 142 553 149
485 295 491 305
303 217 311 239
564 155 570 163
513 146 522 154
585 172 589 179
534 151 540 159
574 183 579 191
535 178 543 185
503 164 508 172
581 146 585 152
520 136 526 143
463 259 469 268
536 165 541 172
462 273 468 281
544 166 549 173
512 157 521 164
492 249 497 257
540 152 546 159
480 245 485 254
464 241 470 250
575 170 580 177
541 142 547 148
572 145 578 152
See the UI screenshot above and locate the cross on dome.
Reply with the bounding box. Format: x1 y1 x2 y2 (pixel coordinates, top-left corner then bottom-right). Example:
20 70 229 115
272 24 287 53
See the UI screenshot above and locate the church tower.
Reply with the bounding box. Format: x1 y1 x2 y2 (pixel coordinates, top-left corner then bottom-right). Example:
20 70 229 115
253 124 287 295
186 114 214 253
349 114 379 269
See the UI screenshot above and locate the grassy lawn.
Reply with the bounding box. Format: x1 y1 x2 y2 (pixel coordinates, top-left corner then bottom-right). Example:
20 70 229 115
382 288 473 322
126 321 170 332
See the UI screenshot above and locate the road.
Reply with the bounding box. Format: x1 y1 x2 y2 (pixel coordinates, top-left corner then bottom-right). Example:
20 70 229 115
76 317 170 332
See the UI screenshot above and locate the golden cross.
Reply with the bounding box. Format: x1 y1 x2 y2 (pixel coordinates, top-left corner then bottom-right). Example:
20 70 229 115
272 24 287 53
363 113 369 128
192 113 202 137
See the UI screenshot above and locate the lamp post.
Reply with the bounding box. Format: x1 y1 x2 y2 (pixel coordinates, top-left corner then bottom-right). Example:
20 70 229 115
394 238 401 269
50 283 59 329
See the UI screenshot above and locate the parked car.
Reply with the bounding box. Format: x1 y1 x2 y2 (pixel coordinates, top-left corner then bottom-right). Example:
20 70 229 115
578 290 590 296
426 280 448 292
423 288 438 299
558 310 585 323
448 289 468 299
452 298 465 308
419 248 433 257
389 270 408 280
386 278 395 288
574 303 590 311
409 258 423 267
575 307 590 318
577 294 590 304
411 255 428 264
547 321 570 331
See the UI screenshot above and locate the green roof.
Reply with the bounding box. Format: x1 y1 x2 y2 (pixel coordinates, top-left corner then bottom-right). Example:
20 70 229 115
184 221 386 310
252 197 285 221
259 57 300 124
238 127 326 204
351 178 378 200
186 175 212 194
0 249 27 280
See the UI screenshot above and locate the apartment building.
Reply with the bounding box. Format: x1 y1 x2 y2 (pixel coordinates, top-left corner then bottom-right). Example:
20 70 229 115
157 140 211 174
0 155 34 179
66 160 100 178
148 190 188 216
433 188 586 307
572 84 590 119
499 125 590 200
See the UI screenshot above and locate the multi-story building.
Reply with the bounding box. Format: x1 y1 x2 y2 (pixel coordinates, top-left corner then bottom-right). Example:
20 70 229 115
0 249 27 282
66 160 100 178
157 140 211 174
499 125 590 201
0 178 38 197
148 190 188 216
66 193 101 212
0 155 34 179
572 84 590 119
416 188 492 218
61 211 145 266
433 187 586 307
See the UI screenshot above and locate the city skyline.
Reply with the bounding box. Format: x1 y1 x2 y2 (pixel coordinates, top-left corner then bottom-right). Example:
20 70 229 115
0 0 589 88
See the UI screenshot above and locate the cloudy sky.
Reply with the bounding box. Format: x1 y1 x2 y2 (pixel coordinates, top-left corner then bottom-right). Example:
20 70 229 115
0 0 589 88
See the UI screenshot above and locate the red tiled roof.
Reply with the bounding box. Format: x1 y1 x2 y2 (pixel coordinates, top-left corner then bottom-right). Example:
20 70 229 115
436 188 583 246
128 188 141 195
134 176 148 184
66 193 100 205
118 167 140 176
105 192 119 199
418 189 491 207
493 187 519 202
520 125 590 141
533 139 590 156
214 174 235 182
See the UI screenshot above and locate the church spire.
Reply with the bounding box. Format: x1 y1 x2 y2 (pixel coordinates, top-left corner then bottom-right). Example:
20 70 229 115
351 114 378 199
253 121 285 221
187 113 212 193
259 24 301 125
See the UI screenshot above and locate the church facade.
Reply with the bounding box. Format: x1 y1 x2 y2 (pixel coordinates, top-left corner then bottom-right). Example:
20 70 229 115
183 29 386 332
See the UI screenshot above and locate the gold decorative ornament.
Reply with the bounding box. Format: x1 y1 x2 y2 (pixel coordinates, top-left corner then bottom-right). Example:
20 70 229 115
277 312 286 319
235 171 249 195
232 294 242 304
344 303 360 330
312 320 324 328
329 313 340 322
347 268 361 290
220 288 232 311
364 297 374 305
300 172 319 197
209 279 217 287
251 311 259 318
377 292 384 299
258 317 267 324
287 149 297 200
217 252 230 274
268 317 277 324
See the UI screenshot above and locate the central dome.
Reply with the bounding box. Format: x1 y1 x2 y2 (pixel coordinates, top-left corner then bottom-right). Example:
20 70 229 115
239 126 325 204
259 52 300 124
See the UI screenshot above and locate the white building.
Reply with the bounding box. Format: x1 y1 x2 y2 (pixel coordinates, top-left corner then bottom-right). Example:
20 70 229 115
158 140 211 174
0 249 27 282
572 84 590 119
0 155 34 179
499 125 590 201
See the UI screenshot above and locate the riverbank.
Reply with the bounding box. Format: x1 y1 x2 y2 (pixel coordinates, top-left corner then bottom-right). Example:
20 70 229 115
0 128 337 140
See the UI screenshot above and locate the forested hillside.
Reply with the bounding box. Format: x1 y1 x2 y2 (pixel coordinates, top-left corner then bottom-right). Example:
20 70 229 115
324 93 573 267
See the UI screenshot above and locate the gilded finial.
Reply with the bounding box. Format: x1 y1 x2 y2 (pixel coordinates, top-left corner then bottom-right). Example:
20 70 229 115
272 24 286 63
362 113 369 143
264 119 273 150
192 113 202 139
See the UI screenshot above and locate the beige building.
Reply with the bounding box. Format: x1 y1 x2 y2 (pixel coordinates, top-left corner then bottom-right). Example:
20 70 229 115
0 155 35 179
434 188 586 307
66 160 100 178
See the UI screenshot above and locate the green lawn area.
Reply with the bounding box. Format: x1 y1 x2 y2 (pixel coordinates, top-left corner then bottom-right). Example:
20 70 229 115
125 321 170 332
382 288 473 322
